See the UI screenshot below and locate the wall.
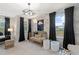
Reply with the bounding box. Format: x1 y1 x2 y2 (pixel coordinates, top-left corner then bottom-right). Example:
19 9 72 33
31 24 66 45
31 19 37 32
31 14 50 39
74 6 79 45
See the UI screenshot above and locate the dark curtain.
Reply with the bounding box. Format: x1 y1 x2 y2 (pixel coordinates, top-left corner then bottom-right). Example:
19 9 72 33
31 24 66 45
5 17 11 39
27 19 31 40
28 19 31 32
19 17 25 42
49 12 56 41
37 20 44 31
63 6 75 49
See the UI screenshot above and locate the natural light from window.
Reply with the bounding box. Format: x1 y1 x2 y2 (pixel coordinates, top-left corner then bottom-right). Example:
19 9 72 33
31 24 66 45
55 11 65 38
0 17 5 36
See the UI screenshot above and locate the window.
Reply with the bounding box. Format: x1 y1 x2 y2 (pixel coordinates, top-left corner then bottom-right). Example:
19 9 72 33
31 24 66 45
55 11 65 38
0 17 5 36
24 20 28 39
24 20 27 33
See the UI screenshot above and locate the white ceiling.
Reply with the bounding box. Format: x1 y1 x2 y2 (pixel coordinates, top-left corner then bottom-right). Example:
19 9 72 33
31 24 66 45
0 3 78 17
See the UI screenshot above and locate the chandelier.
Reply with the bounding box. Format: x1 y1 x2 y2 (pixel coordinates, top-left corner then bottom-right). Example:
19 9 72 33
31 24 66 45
23 3 34 16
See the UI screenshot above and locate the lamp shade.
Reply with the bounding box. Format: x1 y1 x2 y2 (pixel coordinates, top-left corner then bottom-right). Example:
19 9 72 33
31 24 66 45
8 28 13 32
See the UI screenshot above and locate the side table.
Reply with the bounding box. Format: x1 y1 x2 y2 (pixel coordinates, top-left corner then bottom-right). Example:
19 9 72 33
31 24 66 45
43 39 50 49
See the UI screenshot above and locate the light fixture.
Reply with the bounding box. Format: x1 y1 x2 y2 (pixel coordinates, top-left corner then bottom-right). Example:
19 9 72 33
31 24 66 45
23 3 34 16
8 28 13 32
